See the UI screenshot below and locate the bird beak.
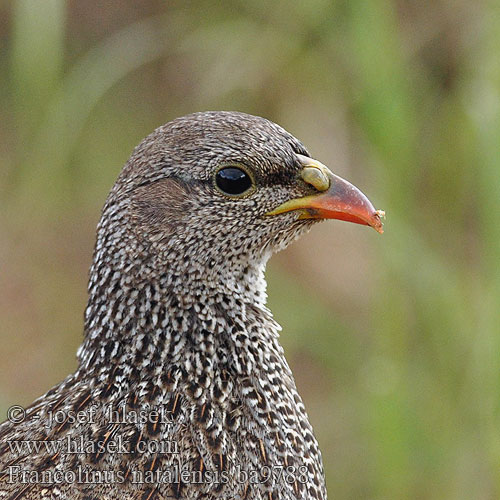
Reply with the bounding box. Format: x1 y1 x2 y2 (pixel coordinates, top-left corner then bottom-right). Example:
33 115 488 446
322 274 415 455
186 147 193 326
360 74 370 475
266 154 385 233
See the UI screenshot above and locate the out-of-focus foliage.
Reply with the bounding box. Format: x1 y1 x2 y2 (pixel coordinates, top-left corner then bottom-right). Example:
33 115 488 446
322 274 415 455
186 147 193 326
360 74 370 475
1 1 499 498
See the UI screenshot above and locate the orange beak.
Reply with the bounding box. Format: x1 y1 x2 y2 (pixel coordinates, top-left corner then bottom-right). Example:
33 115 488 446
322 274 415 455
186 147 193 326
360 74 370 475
266 155 384 234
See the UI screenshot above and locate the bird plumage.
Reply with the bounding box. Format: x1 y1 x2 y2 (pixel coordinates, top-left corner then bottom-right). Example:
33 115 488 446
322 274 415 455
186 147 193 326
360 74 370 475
0 111 382 499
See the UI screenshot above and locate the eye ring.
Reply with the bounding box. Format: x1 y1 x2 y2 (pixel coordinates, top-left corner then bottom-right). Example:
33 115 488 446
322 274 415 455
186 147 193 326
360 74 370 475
214 164 256 198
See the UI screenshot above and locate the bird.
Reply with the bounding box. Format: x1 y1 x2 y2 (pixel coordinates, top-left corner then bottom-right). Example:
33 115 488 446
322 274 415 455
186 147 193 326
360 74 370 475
0 111 383 500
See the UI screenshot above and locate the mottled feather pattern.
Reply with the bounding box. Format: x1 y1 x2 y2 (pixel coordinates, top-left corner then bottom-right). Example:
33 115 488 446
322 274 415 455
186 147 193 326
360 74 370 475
0 112 326 499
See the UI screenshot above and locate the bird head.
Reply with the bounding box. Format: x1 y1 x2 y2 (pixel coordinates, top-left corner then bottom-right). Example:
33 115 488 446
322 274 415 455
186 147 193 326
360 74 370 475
95 111 383 294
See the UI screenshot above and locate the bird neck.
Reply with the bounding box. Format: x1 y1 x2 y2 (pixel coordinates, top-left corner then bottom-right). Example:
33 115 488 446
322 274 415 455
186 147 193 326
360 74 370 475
76 247 281 385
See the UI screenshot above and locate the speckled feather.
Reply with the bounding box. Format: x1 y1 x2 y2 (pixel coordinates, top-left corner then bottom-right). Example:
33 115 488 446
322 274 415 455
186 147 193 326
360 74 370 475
0 112 327 499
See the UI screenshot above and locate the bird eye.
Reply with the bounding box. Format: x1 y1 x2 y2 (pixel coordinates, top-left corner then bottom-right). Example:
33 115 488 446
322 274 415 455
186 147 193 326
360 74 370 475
215 167 253 196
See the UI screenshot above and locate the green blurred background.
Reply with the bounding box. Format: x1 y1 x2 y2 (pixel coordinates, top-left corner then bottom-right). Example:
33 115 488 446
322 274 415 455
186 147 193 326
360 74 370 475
1 1 500 498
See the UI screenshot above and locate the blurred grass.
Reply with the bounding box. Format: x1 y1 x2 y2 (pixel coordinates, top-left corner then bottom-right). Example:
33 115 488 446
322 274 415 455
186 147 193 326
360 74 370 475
1 1 500 499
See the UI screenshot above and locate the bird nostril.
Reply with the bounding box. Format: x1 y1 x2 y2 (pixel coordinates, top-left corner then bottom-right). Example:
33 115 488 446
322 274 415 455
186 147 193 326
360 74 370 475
301 166 330 192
